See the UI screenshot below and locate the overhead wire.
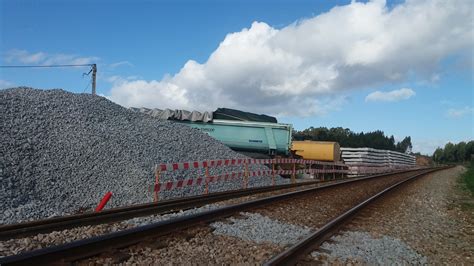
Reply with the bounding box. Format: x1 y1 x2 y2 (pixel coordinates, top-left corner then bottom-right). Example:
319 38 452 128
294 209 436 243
82 80 91 93
0 64 94 68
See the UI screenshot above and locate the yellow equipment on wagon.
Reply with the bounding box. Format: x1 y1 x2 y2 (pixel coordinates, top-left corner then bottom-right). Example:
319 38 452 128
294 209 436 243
291 141 341 162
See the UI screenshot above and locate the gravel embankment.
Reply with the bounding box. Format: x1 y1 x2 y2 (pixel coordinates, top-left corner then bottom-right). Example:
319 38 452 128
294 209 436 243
1 87 284 224
313 166 474 264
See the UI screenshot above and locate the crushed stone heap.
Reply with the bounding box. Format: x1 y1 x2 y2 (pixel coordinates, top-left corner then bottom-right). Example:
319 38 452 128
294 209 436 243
0 88 286 224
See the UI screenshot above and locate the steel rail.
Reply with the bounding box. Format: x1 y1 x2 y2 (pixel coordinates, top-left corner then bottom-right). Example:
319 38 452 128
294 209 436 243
0 179 320 240
0 168 435 265
264 166 450 266
0 169 419 240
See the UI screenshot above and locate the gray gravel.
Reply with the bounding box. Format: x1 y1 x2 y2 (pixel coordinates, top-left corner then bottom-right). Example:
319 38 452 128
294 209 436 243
124 204 221 227
1 87 286 224
210 212 311 246
312 231 427 264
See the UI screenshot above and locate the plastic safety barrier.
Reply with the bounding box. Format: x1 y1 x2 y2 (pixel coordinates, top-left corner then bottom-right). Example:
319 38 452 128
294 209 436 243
150 158 350 201
156 158 346 172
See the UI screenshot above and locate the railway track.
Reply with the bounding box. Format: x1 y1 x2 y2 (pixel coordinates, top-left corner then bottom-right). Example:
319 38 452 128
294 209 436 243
264 167 451 265
0 169 419 241
0 167 442 265
0 178 328 240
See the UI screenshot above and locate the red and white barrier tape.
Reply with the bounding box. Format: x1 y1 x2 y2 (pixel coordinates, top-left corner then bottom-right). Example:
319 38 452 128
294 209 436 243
151 168 350 192
156 158 347 172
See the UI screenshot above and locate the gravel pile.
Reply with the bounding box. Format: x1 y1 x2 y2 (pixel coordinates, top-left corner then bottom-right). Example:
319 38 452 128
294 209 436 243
210 212 311 246
311 231 427 264
1 87 286 224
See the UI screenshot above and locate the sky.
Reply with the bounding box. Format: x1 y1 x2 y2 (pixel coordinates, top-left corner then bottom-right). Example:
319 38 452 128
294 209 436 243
1 0 473 155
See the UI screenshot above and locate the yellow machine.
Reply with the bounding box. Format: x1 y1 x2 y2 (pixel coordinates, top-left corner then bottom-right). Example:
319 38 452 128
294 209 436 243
291 141 341 162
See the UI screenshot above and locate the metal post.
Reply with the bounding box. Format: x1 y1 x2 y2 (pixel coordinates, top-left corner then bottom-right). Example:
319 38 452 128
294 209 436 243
322 164 325 181
315 164 319 181
333 164 336 180
244 162 249 189
153 166 160 202
309 163 312 179
91 64 97 95
272 163 275 186
205 166 209 195
291 162 296 184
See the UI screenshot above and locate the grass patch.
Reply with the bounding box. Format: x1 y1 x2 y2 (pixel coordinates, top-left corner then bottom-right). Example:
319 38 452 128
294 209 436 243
461 162 474 197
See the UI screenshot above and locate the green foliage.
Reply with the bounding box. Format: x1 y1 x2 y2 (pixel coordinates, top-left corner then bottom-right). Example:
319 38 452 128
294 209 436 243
432 140 474 163
462 162 474 196
292 127 412 152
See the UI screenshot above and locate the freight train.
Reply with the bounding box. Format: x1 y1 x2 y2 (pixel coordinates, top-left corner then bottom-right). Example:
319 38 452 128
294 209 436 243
132 107 416 176
131 107 341 162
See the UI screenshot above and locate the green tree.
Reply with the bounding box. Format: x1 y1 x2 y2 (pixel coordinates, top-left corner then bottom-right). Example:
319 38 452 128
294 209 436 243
443 142 456 162
456 142 467 162
396 137 413 153
292 127 411 152
431 140 474 163
466 141 474 161
433 148 444 162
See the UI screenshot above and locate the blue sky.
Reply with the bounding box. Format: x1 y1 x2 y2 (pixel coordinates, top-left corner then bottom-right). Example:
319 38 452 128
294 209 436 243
1 0 473 155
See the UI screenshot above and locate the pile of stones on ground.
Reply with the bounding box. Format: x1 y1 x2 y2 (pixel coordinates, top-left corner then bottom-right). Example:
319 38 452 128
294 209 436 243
211 212 311 246
1 87 286 224
311 231 427 264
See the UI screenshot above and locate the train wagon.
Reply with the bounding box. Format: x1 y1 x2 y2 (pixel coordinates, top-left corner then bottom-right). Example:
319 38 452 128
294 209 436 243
131 107 293 156
179 120 292 156
291 141 341 162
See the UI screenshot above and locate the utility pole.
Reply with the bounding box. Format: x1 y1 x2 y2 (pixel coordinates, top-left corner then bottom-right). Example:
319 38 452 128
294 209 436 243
91 64 97 95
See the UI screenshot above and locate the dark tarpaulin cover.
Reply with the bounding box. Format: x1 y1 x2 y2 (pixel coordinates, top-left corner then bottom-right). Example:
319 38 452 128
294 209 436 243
213 108 277 123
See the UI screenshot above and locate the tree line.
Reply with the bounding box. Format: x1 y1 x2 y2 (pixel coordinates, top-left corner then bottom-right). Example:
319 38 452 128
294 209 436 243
293 127 412 153
432 141 474 163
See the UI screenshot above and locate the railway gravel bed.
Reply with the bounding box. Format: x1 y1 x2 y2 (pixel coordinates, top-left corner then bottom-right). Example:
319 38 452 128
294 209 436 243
81 226 283 265
312 166 473 264
252 170 425 228
311 231 427 264
0 204 219 257
0 178 334 257
71 170 428 264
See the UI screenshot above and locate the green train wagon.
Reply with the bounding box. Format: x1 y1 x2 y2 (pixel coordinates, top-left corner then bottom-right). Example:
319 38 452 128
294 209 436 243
177 119 292 156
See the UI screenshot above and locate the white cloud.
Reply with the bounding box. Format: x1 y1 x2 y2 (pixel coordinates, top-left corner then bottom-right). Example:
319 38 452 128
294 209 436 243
107 0 472 115
365 88 415 102
108 61 133 68
0 79 15 89
4 49 98 65
4 50 46 64
446 106 474 118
